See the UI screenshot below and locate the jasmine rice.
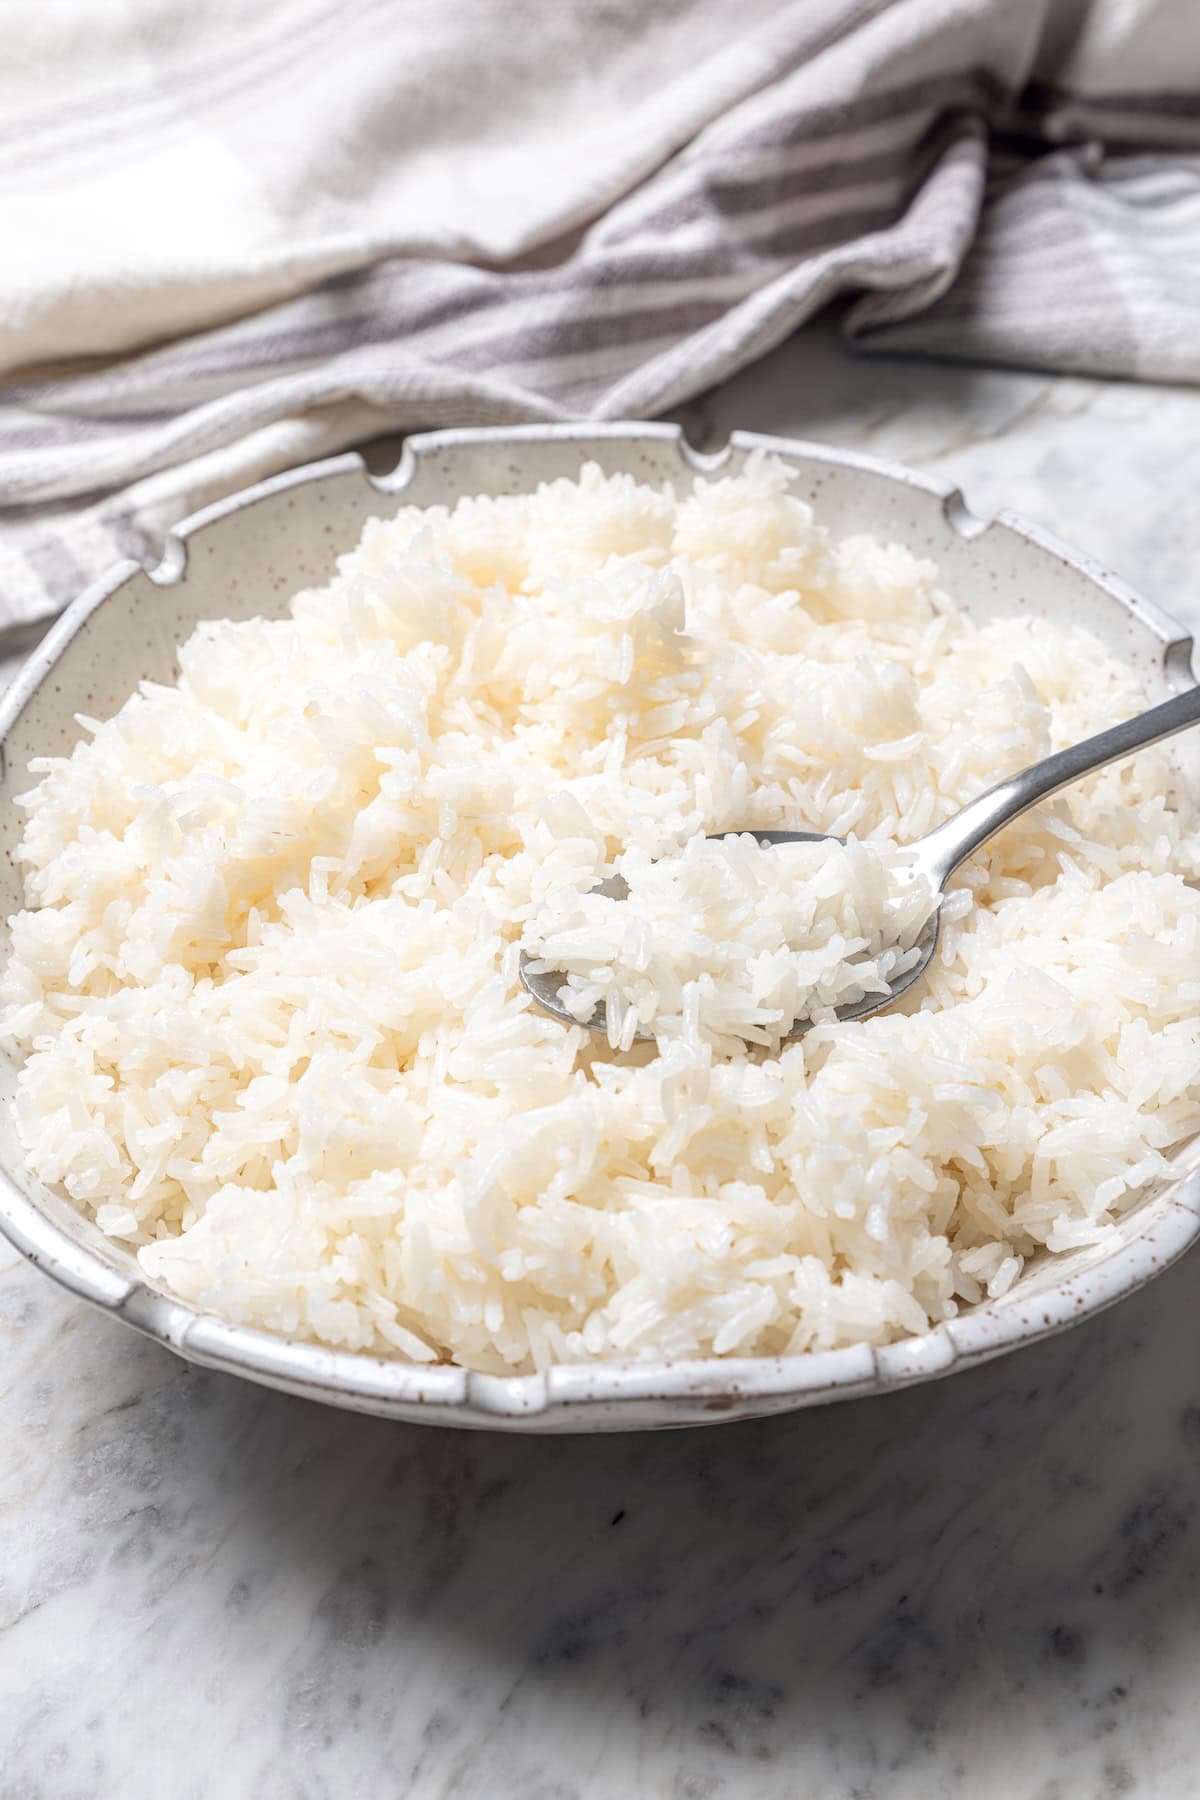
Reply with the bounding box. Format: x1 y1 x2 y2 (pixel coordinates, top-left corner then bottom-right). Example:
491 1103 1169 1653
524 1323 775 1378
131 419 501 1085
3 455 1199 1373
522 832 938 1052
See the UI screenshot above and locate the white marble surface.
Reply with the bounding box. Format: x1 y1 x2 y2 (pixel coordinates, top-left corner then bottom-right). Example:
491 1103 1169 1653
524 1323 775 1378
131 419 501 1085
4 319 1200 1799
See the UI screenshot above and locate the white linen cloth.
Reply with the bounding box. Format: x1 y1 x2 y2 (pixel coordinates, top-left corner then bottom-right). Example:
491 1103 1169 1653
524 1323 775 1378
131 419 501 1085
1 0 1198 625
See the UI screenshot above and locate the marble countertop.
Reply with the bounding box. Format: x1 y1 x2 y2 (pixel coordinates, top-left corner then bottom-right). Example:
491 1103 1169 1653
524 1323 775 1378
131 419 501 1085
4 320 1200 1800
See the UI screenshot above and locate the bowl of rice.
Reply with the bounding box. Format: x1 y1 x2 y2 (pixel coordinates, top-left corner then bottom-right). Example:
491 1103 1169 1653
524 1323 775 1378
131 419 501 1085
0 423 1197 1432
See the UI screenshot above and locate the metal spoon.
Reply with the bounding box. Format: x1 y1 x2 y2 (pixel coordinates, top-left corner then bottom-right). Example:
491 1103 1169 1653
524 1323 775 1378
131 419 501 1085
520 680 1200 1042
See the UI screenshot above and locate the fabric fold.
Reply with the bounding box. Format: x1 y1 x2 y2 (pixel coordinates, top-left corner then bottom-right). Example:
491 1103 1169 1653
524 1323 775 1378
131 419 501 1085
1 0 1196 625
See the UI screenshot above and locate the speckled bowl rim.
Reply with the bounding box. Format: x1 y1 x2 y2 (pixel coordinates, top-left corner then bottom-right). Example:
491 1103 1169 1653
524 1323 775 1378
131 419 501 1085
0 421 1197 1430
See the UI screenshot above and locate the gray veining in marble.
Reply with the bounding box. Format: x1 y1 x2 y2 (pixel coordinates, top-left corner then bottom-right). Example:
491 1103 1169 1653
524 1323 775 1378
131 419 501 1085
3 316 1200 1799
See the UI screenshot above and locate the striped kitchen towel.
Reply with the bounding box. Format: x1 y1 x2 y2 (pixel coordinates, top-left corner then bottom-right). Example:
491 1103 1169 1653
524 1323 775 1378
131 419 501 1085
2 0 1198 628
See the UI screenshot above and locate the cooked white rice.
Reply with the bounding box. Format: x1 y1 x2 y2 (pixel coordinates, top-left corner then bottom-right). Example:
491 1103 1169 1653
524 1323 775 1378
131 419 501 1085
522 832 937 1053
3 454 1199 1373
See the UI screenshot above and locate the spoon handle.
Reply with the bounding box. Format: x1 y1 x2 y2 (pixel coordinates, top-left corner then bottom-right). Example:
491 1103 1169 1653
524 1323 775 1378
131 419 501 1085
916 678 1200 886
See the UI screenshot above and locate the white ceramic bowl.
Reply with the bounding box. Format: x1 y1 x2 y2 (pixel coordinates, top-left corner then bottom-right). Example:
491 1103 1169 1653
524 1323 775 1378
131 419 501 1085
1 423 1198 1433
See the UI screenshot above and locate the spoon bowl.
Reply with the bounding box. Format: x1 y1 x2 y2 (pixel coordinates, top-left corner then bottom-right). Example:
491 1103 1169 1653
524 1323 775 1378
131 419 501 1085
520 679 1200 1045
519 828 944 1044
